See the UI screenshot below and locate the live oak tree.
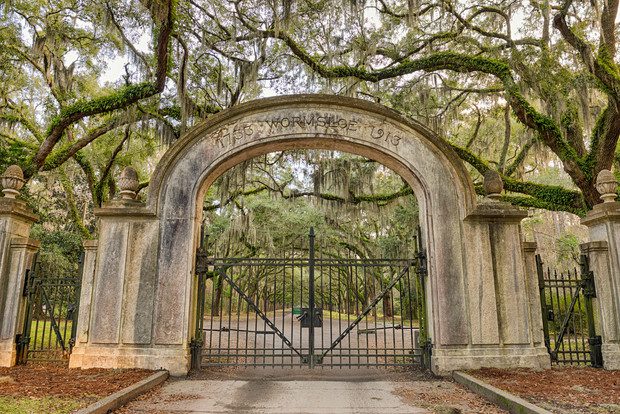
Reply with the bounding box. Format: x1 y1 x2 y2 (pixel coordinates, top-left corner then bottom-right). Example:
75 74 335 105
2 0 620 231
0 0 179 235
198 0 620 214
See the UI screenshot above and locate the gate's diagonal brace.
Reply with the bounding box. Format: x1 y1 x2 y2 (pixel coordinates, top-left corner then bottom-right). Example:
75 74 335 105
40 287 66 352
216 267 303 358
320 262 413 359
553 284 582 356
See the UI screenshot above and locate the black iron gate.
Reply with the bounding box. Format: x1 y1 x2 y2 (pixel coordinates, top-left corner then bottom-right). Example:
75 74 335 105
536 254 603 367
16 254 82 364
191 228 429 369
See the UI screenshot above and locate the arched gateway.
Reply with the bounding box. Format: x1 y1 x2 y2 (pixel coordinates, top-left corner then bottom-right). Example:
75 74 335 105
67 95 549 375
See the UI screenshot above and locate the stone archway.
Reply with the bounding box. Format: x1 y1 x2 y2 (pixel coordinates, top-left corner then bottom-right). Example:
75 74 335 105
68 95 550 375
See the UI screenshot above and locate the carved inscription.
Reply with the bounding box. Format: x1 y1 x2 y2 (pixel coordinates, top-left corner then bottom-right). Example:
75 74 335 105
209 123 254 149
207 112 404 149
265 115 358 132
370 126 402 146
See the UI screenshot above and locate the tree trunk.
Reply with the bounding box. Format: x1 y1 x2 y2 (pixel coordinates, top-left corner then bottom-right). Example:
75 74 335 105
382 289 393 318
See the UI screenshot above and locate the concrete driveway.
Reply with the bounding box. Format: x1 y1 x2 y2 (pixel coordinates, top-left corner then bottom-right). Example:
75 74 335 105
117 369 506 414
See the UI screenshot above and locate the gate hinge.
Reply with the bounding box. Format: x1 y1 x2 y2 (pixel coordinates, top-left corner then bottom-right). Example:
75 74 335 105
580 255 597 298
416 250 428 277
581 270 597 298
195 249 210 275
15 333 30 351
589 335 604 368
190 337 204 348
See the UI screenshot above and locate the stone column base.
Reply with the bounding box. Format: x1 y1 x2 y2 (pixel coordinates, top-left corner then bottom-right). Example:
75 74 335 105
431 346 551 375
602 344 620 370
0 342 16 367
69 345 190 376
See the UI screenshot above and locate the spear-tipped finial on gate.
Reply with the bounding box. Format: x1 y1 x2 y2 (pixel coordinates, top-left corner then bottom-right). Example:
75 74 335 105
118 166 139 200
596 169 618 203
0 165 25 199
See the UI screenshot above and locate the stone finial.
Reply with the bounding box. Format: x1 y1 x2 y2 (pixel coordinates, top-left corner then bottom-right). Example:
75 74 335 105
118 166 139 200
596 169 618 203
483 170 503 201
0 165 25 199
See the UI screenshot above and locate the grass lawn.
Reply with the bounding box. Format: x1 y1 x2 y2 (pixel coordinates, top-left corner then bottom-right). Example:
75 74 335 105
28 319 73 347
0 396 81 414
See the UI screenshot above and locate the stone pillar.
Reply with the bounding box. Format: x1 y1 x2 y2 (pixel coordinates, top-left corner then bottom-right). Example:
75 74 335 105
580 170 620 369
75 240 98 344
434 171 550 372
522 241 545 348
0 166 38 366
70 167 185 374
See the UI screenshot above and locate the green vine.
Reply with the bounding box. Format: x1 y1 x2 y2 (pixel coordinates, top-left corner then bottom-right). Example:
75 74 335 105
45 82 158 137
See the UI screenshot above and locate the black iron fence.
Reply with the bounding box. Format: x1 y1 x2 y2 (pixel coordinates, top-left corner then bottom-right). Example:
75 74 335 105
536 254 602 367
192 228 429 369
16 254 82 364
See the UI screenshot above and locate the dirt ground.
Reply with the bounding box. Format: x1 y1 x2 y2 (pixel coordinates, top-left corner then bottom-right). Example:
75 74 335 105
0 364 154 412
392 381 507 414
471 367 620 414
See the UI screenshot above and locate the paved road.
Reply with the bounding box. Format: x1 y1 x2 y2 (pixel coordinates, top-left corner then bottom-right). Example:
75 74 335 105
124 379 429 413
118 369 507 414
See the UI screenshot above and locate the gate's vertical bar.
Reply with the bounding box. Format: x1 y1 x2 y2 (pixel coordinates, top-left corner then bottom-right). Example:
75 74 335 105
318 240 324 368
549 266 559 362
328 257 333 367
338 258 345 367
398 270 406 364
571 268 582 364
290 247 295 366
415 226 430 368
406 257 416 363
244 266 251 366
308 227 315 368
390 264 397 365
272 256 278 367
535 255 551 355
235 270 242 366
354 258 363 366
281 249 287 366
191 228 207 370
581 254 603 367
17 255 38 364
558 268 568 361
226 271 234 365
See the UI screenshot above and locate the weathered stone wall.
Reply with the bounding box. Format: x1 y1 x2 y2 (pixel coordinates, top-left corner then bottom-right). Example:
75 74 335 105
69 95 549 375
581 198 620 369
68 202 176 372
0 196 39 366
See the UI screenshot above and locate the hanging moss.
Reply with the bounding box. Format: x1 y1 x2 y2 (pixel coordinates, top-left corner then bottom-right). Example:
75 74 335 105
160 105 182 120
